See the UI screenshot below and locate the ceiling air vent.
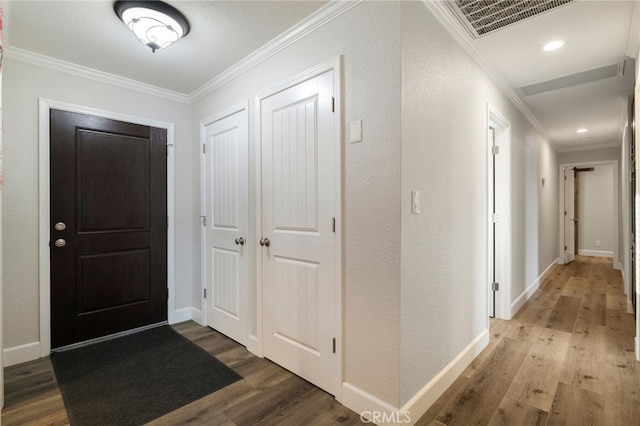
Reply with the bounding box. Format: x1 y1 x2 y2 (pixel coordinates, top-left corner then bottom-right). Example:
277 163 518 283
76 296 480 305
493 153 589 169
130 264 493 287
447 0 575 38
519 61 626 96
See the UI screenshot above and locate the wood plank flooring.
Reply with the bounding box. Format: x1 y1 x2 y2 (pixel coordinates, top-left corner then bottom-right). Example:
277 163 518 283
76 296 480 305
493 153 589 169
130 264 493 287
417 256 639 426
2 256 638 425
1 323 363 425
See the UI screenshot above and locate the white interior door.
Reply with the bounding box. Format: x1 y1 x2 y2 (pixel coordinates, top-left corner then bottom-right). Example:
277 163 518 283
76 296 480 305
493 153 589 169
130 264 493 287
565 167 576 263
204 107 249 346
259 69 338 395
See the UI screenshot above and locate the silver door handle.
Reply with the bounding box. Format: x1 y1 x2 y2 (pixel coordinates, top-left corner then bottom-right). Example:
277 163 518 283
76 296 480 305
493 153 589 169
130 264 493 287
54 239 66 248
259 238 270 247
54 222 67 231
573 218 578 222
235 237 245 245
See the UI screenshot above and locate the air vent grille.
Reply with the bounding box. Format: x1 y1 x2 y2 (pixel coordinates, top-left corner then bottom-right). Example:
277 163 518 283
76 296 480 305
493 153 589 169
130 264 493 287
519 61 626 96
449 0 574 37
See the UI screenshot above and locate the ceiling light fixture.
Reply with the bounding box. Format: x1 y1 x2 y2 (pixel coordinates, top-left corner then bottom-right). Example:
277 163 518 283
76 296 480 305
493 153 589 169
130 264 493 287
114 1 190 53
542 40 565 52
576 128 588 133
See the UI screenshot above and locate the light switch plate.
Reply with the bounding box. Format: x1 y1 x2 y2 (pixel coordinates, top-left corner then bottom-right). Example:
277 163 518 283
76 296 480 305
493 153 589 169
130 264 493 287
349 120 362 143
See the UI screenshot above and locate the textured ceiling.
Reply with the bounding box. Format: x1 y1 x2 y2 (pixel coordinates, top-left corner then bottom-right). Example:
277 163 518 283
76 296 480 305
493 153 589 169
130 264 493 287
6 0 327 94
470 0 637 151
5 0 639 152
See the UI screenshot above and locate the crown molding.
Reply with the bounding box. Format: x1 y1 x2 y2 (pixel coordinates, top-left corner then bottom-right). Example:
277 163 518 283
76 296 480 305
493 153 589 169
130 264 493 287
188 0 362 103
4 46 191 104
422 0 551 143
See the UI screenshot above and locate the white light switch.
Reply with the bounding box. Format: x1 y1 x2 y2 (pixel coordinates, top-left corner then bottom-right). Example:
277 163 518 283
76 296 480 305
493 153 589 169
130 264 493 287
349 120 362 143
411 190 420 214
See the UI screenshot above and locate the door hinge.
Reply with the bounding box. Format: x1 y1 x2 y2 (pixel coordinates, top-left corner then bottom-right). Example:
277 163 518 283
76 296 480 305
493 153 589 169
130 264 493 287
492 282 499 292
202 143 206 154
200 215 206 227
491 145 499 155
167 216 169 229
492 213 498 223
167 288 169 300
564 246 567 251
204 288 207 299
332 97 335 113
564 210 567 216
332 338 336 353
332 217 336 233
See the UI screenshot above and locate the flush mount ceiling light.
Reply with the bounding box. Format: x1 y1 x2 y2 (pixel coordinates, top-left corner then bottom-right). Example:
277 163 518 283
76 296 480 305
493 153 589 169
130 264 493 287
542 40 565 52
576 128 588 133
114 1 190 53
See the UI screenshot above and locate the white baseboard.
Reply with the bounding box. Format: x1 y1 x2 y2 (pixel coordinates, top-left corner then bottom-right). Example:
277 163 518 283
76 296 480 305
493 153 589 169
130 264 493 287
511 258 558 316
191 308 203 325
341 382 401 425
3 341 41 367
577 250 613 258
400 329 490 425
173 307 203 324
247 335 262 357
341 329 490 425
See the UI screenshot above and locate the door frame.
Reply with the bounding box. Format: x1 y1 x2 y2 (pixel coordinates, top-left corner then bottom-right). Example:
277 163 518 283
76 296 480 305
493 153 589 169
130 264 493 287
199 100 250 333
38 98 176 356
557 160 619 267
487 105 512 320
254 56 343 398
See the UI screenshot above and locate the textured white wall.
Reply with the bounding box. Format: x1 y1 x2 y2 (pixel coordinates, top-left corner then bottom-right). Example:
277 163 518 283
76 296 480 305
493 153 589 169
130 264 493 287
2 59 195 348
191 1 402 406
400 2 558 405
577 164 615 254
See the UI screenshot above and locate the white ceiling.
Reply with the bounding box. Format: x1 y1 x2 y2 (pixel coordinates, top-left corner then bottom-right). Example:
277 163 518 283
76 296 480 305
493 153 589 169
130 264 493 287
4 0 639 152
5 0 327 95
448 0 638 151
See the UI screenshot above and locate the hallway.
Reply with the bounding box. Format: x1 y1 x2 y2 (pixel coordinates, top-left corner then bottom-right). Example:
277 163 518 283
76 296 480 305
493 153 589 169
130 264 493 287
417 256 639 425
3 256 637 425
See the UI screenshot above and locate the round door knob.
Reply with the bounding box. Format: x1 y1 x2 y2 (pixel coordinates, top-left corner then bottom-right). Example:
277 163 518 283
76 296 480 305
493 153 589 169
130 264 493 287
235 237 245 245
259 237 270 247
54 239 67 248
54 222 67 231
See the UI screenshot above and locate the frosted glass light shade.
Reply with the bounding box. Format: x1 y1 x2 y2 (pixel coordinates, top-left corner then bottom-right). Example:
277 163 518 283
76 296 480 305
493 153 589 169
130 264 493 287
115 1 190 53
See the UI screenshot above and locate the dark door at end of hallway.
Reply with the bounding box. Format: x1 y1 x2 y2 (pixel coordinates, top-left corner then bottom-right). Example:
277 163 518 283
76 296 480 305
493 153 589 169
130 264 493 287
50 109 168 349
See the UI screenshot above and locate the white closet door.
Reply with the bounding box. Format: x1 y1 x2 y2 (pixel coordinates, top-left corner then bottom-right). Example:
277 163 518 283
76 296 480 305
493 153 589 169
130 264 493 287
260 69 338 395
204 107 249 345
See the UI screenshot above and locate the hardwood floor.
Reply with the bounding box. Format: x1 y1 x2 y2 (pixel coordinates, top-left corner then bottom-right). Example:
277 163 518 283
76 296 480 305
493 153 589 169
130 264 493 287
416 256 639 426
1 323 364 425
2 256 638 425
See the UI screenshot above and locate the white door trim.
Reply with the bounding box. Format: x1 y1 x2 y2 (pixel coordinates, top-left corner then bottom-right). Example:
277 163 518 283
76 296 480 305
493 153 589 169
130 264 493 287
487 104 512 320
254 56 343 400
38 98 176 356
558 160 619 268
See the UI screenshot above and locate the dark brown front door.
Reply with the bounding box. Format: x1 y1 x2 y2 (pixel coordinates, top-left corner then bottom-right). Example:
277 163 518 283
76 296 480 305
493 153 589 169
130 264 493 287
50 109 167 348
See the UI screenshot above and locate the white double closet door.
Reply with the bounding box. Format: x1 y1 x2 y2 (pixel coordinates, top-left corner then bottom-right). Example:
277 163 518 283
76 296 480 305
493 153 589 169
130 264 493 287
204 68 339 396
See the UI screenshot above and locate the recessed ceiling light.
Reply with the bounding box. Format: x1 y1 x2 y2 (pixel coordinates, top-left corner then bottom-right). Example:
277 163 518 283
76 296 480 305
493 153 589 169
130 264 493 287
576 128 588 133
542 40 565 52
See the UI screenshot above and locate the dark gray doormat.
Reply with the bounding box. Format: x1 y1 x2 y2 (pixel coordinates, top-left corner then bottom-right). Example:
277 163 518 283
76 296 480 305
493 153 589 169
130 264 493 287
51 325 242 426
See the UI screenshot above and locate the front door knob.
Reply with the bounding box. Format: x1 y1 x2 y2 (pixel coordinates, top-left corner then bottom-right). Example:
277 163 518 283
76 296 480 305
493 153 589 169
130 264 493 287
259 237 270 247
54 239 66 248
54 222 66 231
235 237 245 245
